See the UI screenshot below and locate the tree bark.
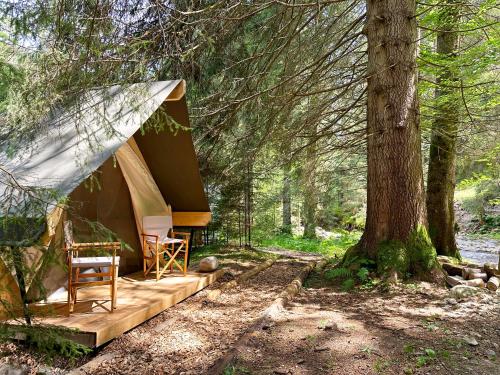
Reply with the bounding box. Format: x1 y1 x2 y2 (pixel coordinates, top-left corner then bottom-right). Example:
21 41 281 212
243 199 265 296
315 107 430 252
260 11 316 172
243 159 253 248
282 157 292 234
11 247 31 325
303 126 317 239
426 0 461 258
351 0 437 276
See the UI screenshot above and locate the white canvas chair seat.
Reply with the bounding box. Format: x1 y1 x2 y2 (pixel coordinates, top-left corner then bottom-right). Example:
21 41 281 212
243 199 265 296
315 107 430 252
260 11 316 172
142 215 190 280
72 256 121 268
146 237 183 245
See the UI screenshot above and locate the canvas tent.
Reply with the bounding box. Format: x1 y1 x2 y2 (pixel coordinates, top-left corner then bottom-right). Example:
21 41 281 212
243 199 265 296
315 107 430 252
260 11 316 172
0 80 210 308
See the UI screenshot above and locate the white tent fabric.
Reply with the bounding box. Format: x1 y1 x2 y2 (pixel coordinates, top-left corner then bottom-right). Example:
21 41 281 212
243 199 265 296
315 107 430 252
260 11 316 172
115 138 171 247
0 80 183 216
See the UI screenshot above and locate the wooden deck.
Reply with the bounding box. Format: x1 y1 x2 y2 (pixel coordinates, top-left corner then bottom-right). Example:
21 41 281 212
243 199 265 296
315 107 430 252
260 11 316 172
30 270 223 347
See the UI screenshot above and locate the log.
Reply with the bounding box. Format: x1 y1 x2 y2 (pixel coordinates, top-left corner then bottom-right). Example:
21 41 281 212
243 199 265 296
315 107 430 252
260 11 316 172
446 275 465 287
462 267 481 280
209 260 316 374
486 276 499 291
442 263 464 276
463 278 485 288
483 263 499 278
207 258 275 300
468 272 488 282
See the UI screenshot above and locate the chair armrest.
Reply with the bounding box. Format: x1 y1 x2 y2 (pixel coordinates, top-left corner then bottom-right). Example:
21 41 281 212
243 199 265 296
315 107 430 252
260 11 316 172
141 233 159 239
72 242 121 251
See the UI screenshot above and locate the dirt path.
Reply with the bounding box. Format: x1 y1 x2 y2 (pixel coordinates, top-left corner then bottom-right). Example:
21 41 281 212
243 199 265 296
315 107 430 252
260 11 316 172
71 258 308 375
230 278 499 375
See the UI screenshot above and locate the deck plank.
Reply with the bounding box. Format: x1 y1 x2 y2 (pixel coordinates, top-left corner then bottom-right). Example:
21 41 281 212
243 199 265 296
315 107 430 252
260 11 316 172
31 270 223 347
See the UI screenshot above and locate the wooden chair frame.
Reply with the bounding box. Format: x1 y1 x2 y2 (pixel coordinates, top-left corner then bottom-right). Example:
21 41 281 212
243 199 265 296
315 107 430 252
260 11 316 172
141 230 190 281
64 222 121 314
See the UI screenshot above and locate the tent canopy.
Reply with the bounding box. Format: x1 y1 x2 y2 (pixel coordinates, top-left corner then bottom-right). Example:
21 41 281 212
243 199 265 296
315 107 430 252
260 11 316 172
0 80 208 217
0 80 210 281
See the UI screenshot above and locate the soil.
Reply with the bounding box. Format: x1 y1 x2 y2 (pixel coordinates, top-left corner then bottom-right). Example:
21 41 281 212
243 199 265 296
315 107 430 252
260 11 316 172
0 248 498 375
231 275 499 375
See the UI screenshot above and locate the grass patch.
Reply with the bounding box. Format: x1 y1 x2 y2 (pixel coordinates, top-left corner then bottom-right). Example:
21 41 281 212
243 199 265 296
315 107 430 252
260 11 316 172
258 231 360 257
454 187 476 203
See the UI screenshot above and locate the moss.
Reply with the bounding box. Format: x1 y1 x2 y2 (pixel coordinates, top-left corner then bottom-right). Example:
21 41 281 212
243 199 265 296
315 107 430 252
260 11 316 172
376 226 438 278
377 241 410 275
342 226 439 280
406 225 438 274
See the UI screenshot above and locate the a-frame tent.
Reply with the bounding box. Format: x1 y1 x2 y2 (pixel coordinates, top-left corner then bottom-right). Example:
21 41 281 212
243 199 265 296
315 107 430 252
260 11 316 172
0 80 210 307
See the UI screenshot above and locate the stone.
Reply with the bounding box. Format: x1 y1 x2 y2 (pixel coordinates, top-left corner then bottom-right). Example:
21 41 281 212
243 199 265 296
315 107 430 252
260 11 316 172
450 285 480 299
463 336 479 346
444 298 458 305
198 256 219 272
485 349 496 359
0 364 28 375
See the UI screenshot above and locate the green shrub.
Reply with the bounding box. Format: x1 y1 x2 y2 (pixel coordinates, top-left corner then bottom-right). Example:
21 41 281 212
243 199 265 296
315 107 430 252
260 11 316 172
0 324 92 360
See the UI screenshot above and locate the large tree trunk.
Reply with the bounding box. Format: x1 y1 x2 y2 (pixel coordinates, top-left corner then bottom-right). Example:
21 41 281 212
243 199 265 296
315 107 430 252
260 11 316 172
426 0 460 259
350 0 437 276
303 126 317 239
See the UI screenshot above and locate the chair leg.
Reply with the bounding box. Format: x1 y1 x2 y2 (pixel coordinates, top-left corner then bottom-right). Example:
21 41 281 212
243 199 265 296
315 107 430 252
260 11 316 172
67 266 72 314
156 247 160 281
170 243 174 273
184 240 189 275
110 266 117 312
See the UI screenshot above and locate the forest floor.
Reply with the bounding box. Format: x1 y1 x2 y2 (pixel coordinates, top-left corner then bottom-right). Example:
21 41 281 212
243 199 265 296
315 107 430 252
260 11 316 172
0 246 498 375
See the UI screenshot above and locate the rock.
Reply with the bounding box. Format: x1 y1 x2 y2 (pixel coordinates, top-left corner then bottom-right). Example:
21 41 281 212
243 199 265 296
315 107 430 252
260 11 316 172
318 321 337 330
0 364 28 375
485 349 496 359
198 256 219 272
450 285 480 299
444 298 458 305
463 336 479 346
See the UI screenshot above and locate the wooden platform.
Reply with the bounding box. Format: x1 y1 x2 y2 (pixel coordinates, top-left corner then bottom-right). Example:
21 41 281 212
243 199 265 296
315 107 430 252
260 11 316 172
29 270 223 347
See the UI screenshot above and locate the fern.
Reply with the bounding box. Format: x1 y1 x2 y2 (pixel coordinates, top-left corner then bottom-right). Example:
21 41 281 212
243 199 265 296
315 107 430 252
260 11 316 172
342 278 355 291
324 267 352 280
356 267 370 282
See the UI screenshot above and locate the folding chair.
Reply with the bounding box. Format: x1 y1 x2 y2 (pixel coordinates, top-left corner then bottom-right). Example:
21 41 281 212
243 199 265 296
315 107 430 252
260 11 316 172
64 221 121 314
141 215 190 280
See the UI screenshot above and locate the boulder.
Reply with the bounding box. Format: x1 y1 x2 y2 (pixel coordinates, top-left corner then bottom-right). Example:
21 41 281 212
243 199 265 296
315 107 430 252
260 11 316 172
198 256 219 272
450 285 480 299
